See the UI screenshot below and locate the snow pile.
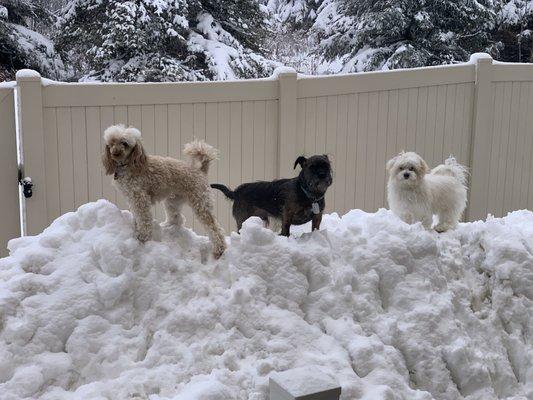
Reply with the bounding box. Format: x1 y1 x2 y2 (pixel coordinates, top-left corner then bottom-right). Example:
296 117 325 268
0 200 532 399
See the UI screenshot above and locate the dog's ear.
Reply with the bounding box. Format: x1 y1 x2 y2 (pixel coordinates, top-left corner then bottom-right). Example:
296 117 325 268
102 145 116 175
129 141 147 175
386 156 397 173
294 156 307 170
420 159 430 175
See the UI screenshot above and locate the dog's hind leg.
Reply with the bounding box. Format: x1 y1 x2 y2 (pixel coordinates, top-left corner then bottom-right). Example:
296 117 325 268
232 204 268 232
232 202 250 233
163 196 186 227
189 192 226 259
235 218 244 233
253 207 270 228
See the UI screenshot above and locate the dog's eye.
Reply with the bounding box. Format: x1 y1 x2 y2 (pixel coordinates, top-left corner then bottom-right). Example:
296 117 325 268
409 166 414 171
121 141 129 147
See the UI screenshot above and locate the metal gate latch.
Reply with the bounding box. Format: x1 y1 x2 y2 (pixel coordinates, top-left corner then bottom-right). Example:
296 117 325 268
19 177 33 198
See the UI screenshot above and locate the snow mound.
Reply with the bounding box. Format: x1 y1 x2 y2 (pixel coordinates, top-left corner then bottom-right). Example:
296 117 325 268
0 200 532 400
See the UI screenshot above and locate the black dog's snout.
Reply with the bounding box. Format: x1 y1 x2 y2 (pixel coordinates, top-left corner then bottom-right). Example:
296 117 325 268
403 172 410 179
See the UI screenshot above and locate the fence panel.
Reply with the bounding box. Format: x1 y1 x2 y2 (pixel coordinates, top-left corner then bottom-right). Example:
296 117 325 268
7 56 533 244
296 64 476 216
482 62 533 217
38 79 279 234
0 87 20 256
468 56 533 219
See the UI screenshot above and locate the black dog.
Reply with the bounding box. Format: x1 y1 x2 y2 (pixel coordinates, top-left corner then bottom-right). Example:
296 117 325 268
211 155 332 236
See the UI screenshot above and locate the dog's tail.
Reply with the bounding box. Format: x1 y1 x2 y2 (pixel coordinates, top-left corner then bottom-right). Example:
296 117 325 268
210 184 235 200
184 139 218 174
433 156 469 186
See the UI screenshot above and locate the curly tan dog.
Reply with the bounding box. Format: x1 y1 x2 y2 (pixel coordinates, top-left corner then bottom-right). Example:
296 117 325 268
102 125 226 259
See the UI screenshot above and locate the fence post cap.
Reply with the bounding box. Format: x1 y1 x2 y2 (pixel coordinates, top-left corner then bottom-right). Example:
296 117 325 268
469 53 493 64
16 69 42 82
272 66 298 78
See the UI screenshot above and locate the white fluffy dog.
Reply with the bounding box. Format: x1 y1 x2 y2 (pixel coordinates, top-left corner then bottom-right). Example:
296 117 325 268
386 152 468 232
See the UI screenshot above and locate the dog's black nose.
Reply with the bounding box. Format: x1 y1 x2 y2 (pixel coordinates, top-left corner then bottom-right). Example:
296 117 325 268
403 172 410 179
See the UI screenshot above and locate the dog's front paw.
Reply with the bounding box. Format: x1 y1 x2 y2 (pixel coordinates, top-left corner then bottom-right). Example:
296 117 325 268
434 223 453 233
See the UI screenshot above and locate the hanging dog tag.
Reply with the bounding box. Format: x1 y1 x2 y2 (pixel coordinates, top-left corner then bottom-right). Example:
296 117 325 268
312 202 320 214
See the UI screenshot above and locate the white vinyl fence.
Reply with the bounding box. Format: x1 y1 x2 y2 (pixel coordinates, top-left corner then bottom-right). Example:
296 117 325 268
0 85 20 257
1 53 533 256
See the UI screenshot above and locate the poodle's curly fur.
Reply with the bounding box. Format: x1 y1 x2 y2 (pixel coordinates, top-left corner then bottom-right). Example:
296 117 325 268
102 124 226 259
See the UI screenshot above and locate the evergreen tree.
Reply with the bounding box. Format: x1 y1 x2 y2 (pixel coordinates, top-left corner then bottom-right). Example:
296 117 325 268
492 0 533 62
263 0 322 73
265 0 320 29
312 0 497 73
56 0 276 82
0 0 66 80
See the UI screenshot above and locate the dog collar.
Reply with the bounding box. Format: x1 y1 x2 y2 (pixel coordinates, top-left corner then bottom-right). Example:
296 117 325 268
299 183 324 214
113 163 128 180
299 183 324 202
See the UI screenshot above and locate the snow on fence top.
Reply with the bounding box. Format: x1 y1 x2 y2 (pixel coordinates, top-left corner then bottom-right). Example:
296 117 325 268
0 200 531 399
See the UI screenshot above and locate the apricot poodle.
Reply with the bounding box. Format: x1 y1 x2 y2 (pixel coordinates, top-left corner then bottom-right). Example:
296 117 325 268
102 124 226 259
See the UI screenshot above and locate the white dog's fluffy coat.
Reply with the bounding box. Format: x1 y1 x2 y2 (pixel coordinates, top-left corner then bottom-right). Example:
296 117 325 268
102 125 226 259
386 152 468 232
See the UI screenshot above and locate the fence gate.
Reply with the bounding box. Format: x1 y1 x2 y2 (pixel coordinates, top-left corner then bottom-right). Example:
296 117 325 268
0 86 20 257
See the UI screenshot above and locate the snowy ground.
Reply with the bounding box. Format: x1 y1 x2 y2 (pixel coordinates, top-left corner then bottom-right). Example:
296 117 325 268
0 200 532 400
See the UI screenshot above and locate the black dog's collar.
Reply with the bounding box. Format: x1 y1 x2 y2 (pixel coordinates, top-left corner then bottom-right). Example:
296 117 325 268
300 184 323 215
299 183 325 214
299 182 324 203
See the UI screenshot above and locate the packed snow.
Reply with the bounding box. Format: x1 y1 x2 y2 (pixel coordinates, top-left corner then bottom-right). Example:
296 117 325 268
0 200 532 399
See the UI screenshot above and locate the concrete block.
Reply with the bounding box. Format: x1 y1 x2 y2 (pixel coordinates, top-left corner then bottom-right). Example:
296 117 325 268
269 366 341 400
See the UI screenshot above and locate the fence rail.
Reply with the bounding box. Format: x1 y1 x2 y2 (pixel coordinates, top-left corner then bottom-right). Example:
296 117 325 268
1 53 533 255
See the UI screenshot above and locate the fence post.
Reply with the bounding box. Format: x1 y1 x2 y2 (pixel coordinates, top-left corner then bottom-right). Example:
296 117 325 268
277 68 298 178
467 53 494 221
16 69 47 235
